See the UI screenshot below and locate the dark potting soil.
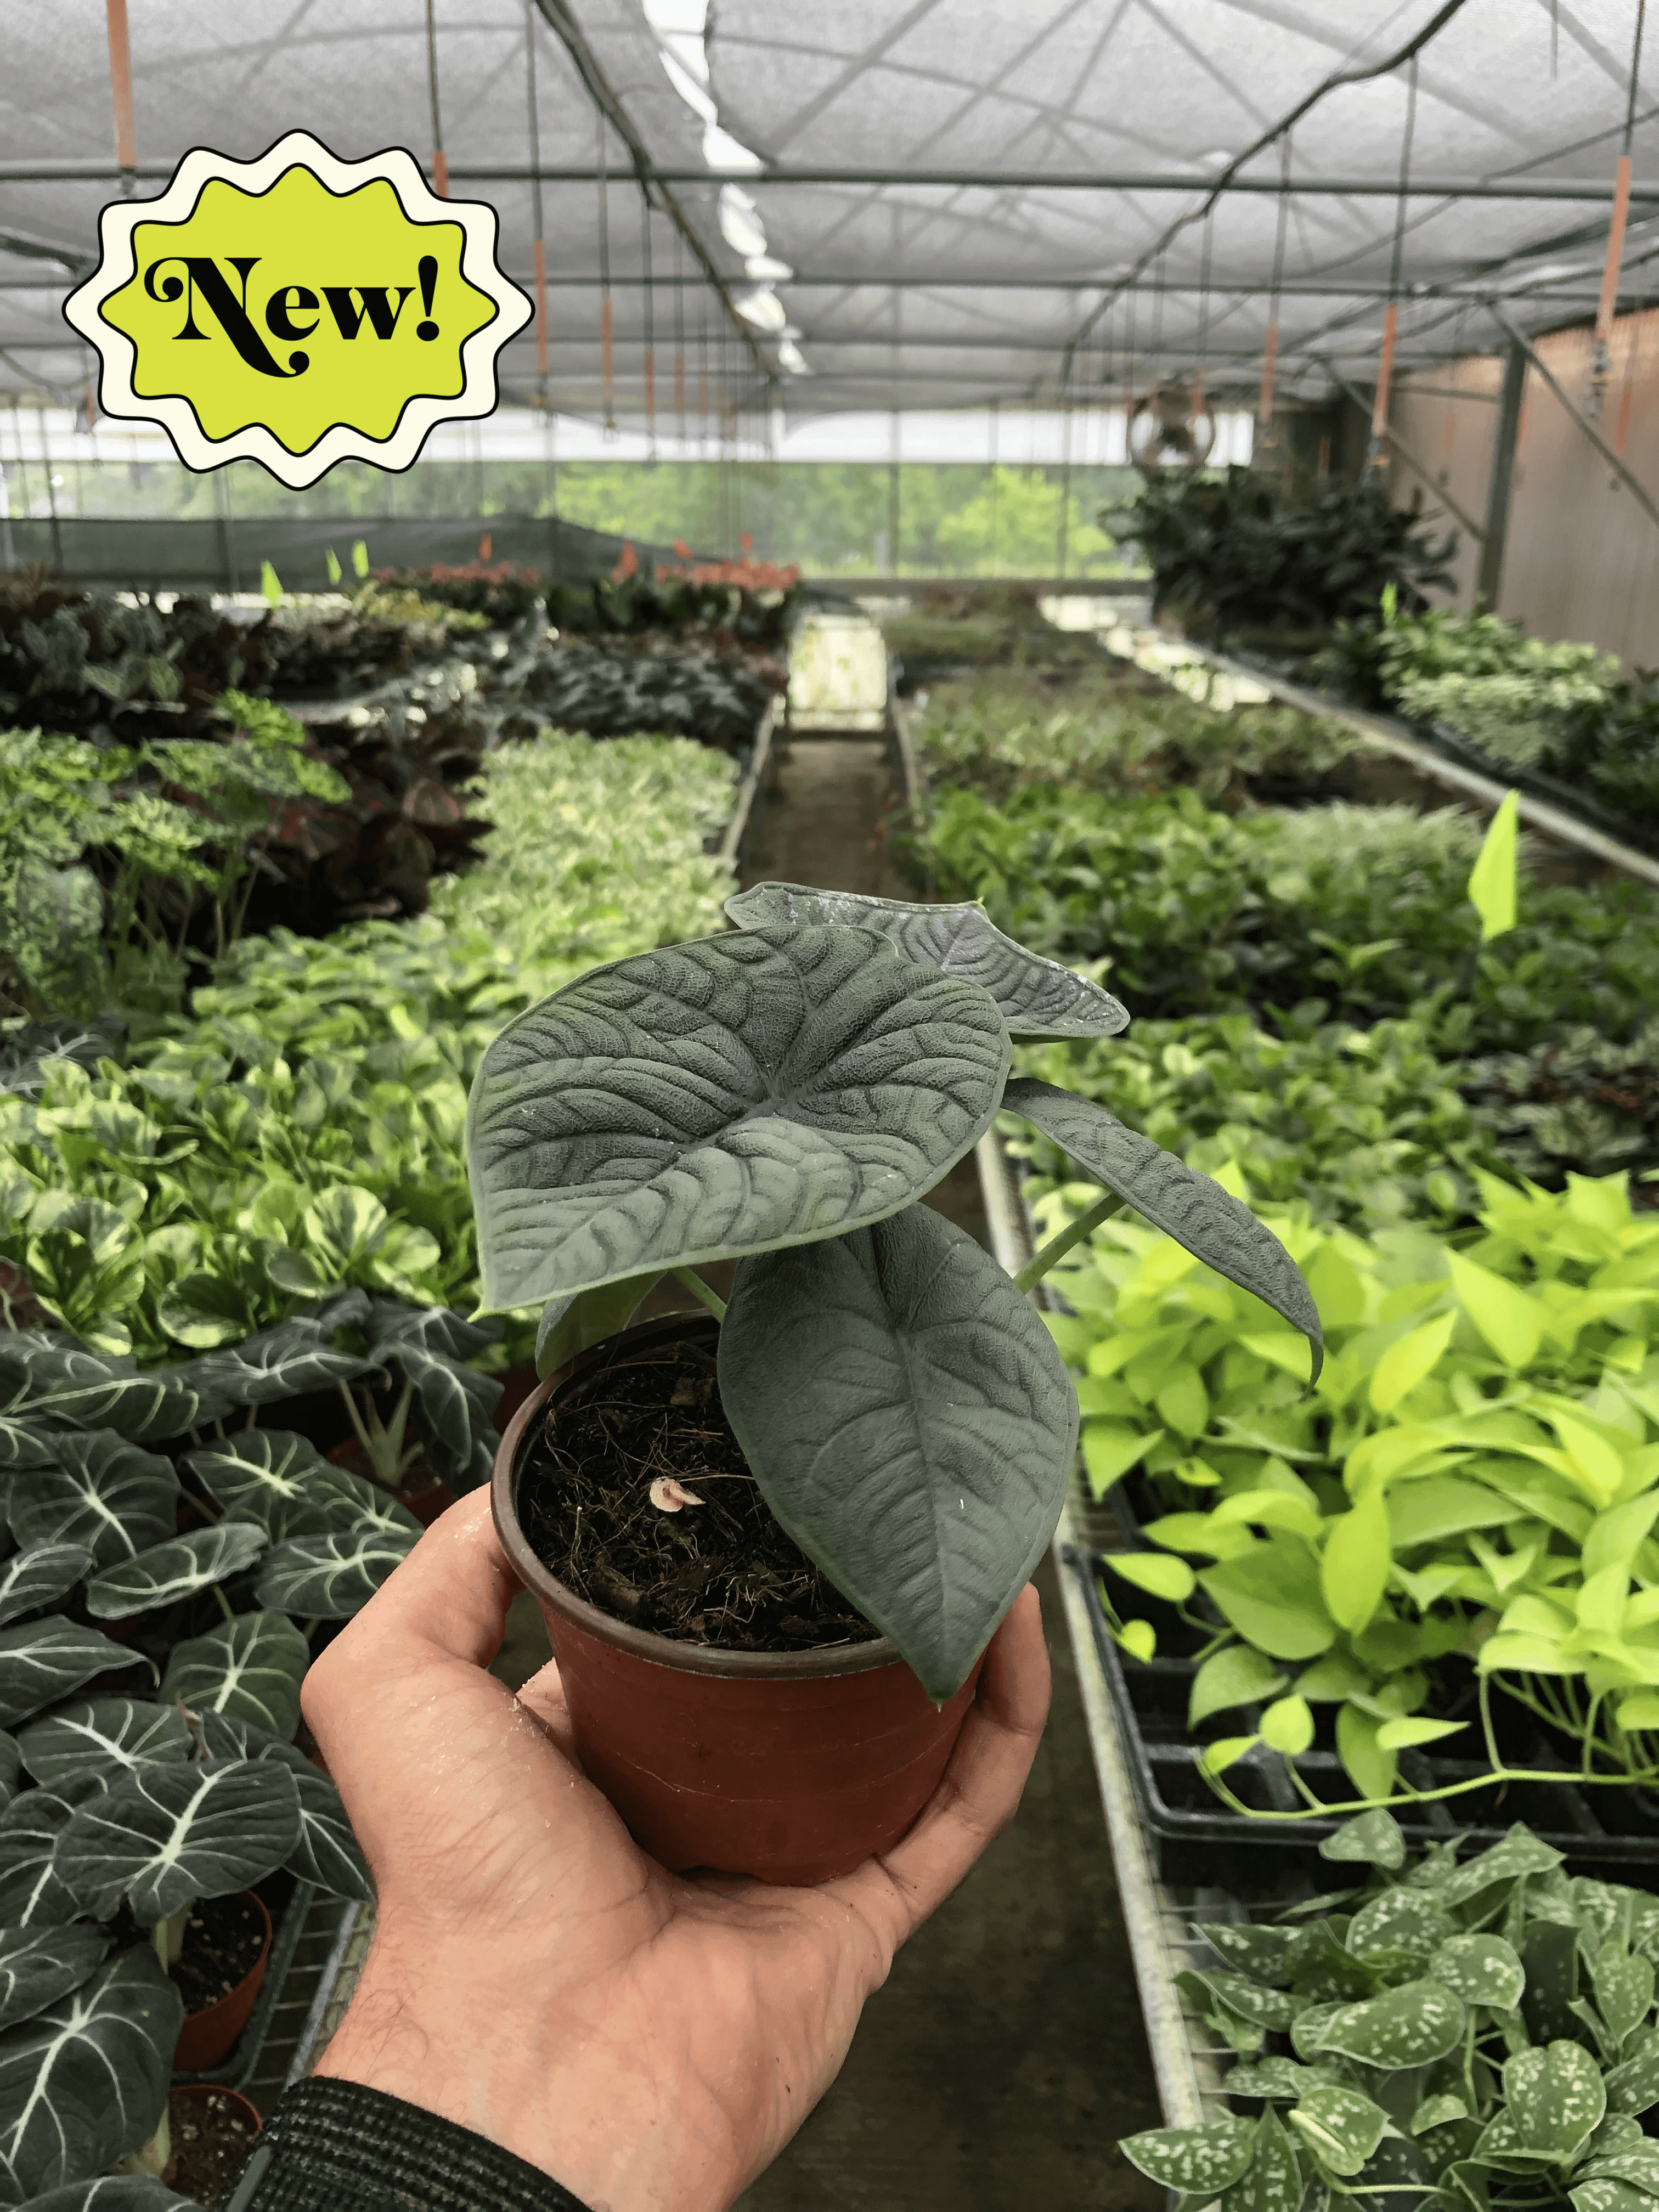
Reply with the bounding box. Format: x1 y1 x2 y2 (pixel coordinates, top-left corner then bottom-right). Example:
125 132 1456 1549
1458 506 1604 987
166 2090 259 2207
171 1892 264 2013
517 1328 882 1653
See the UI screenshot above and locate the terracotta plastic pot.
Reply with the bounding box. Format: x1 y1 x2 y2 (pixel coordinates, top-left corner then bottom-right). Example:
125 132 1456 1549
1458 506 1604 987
172 1891 272 2073
165 2083 262 2196
492 1314 987 1886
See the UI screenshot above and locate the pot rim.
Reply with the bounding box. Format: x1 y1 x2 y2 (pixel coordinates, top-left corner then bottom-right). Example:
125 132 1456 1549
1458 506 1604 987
167 2081 264 2128
491 1310 906 1680
180 1888 271 2023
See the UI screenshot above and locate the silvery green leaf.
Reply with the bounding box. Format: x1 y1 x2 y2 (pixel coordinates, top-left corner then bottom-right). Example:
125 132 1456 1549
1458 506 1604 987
198 1714 370 1901
1221 2111 1303 2212
1348 2132 1434 2212
14 2180 192 2210
724 883 1130 1040
1288 2083 1391 2177
369 1341 500 1490
1198 1923 1300 1987
0 1419 54 1471
1603 2039 1659 2117
467 927 1010 1312
1579 2150 1659 2196
1180 1970 1297 2032
1306 1980 1466 2069
1001 1080 1323 1381
299 1467 421 1540
1411 2096 1469 2135
1572 2183 1655 2212
1120 2117 1259 2194
8 1435 179 1569
1290 2004 1349 2061
0 1792 81 1927
719 1204 1076 1703
1595 1943 1655 2052
1428 1934 1526 2010
1319 1810 1405 1870
0 1337 229 1442
1225 2058 1319 2103
1584 2116 1646 2162
0 1618 147 1729
0 1733 16 1810
256 1526 420 1619
182 1430 338 1543
536 1273 662 1380
159 1612 309 1740
16 1701 193 1793
361 1301 500 1362
1440 1826 1565 1907
0 1546 93 1630
1503 2041 1606 2160
184 1316 373 1409
0 1925 110 2035
59 1760 301 1921
83 1525 265 1622
1346 1889 1453 1967
0 1948 181 2200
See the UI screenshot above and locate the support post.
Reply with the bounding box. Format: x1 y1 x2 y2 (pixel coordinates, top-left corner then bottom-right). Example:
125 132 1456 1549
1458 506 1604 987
1478 339 1526 610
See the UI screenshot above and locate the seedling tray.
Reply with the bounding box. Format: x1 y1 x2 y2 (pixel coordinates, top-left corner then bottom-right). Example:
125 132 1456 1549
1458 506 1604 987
1075 1547 1659 1893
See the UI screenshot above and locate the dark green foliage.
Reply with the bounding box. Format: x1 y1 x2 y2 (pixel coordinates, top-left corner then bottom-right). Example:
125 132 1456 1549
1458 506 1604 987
546 572 799 648
1460 1019 1659 1187
1551 671 1659 828
371 561 544 627
1116 470 1455 645
525 640 779 748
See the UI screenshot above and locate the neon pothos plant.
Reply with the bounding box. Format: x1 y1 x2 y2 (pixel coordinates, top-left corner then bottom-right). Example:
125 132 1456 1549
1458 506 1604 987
1122 1809 1659 2212
466 883 1323 1702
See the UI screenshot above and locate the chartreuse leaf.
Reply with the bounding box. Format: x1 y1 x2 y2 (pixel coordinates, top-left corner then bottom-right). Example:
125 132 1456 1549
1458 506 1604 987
1119 2117 1259 2194
1369 1311 1455 1415
724 883 1131 1040
1430 1934 1526 2008
1305 1979 1465 2067
257 1525 420 1618
1319 1809 1405 1869
1288 2082 1391 2176
1199 1541 1336 1661
1260 1695 1314 1756
159 1612 310 1739
1335 1705 1396 1803
8 1436 179 1570
467 927 1011 1313
1221 2109 1302 2212
1189 1645 1288 1728
84 1523 266 1621
0 1544 93 1629
0 1924 109 2034
1000 1080 1322 1380
536 1273 663 1380
59 1760 302 1921
1321 1488 1391 1635
1447 1250 1545 1370
1101 1551 1195 1602
1503 2042 1606 2159
719 1205 1076 1703
16 1700 193 1792
0 1948 181 2199
198 1712 370 1901
1468 787 1520 941
0 1618 145 1729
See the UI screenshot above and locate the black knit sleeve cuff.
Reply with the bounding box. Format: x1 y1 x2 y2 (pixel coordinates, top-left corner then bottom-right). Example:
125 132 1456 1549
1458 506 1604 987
222 2074 598 2212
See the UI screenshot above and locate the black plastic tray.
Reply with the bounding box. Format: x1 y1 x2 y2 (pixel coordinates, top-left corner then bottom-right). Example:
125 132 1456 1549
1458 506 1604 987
1073 1544 1659 1894
171 1876 317 2090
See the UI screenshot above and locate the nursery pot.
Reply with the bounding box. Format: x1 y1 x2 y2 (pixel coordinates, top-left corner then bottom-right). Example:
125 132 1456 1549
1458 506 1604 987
492 1315 988 1886
172 1890 272 2074
165 2083 262 2203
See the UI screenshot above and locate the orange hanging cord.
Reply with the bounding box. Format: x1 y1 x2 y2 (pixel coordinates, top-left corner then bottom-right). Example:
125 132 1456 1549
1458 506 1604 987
105 0 136 169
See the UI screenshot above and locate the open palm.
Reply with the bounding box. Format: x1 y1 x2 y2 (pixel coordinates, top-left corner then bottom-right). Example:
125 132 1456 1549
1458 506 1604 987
306 1487 1051 2212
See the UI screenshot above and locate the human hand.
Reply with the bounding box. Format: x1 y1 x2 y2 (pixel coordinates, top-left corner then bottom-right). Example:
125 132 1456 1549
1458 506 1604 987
304 1487 1051 2212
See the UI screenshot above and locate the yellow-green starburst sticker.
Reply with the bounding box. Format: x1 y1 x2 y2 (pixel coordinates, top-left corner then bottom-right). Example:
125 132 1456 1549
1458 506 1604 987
65 132 532 486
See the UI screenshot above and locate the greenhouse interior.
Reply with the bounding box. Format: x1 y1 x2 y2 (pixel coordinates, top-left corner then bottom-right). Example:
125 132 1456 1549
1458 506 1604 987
13 2 1659 2208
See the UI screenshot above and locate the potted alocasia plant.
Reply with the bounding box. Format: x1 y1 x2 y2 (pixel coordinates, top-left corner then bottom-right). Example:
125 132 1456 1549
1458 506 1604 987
471 883 1324 1884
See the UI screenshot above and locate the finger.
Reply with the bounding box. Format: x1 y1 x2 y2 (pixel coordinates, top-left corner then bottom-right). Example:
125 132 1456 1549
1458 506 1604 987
512 1654 580 1763
827 1581 1050 1956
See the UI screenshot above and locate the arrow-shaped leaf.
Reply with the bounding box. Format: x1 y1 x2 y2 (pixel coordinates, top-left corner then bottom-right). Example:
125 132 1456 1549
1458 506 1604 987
360 1301 501 1362
1001 1079 1323 1380
0 1925 110 2036
536 1273 663 1380
16 1701 193 1794
0 1417 55 1471
0 1792 82 1927
1288 2082 1391 2177
369 1340 501 1491
182 1430 339 1543
467 926 1010 1312
159 1612 309 1740
724 882 1131 1040
1119 2118 1258 2194
1503 2041 1606 2160
0 1619 146 1729
719 1201 1077 1703
0 1948 182 2200
0 1545 94 1630
59 1760 301 1922
0 1336 230 1442
256 1527 419 1619
8 1435 179 1570
199 1714 370 1901
84 1525 266 1621
184 1316 373 1409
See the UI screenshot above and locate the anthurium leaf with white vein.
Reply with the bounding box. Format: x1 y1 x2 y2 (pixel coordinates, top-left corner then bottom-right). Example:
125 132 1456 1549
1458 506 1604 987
157 1612 309 1740
0 1420 54 1471
1119 2117 1259 2194
360 1301 500 1362
0 1926 110 2036
0 1336 230 1442
0 1548 93 1631
0 1946 181 2201
535 1273 662 1381
183 1317 373 1411
1001 1080 1323 1382
718 1202 1077 1703
83 1525 265 1622
16 1702 192 1794
1287 2082 1391 2177
724 883 1131 1040
198 1713 370 1900
58 1760 301 1922
1305 1979 1466 2068
368 1340 500 1489
1503 2041 1606 2160
0 1793 81 1928
0 1735 17 1812
1428 1934 1526 2010
8 1437 178 1570
15 2181 193 2211
0 1620 146 1729
466 926 1011 1313
180 1431 338 1543
256 1525 420 1619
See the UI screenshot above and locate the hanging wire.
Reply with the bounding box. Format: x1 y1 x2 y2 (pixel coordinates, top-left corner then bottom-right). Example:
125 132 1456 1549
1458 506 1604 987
596 107 614 433
1369 55 1419 467
698 298 709 456
424 0 447 197
523 0 548 400
1591 0 1647 417
1192 205 1214 430
641 194 657 460
673 225 686 447
1258 130 1294 450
